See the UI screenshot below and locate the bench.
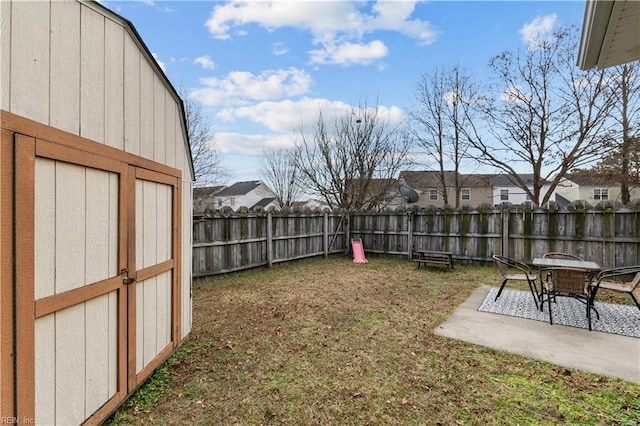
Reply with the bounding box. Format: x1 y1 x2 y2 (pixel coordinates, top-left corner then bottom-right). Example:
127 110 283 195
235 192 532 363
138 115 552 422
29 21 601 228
413 250 454 269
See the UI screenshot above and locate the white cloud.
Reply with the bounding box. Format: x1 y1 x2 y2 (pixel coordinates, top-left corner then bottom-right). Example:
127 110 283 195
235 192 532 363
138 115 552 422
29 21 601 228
499 86 531 104
204 0 436 66
309 40 388 66
216 97 406 134
367 0 438 45
205 1 360 39
194 55 216 70
210 97 408 178
190 67 313 106
220 97 346 133
519 14 557 48
215 132 279 155
272 42 288 56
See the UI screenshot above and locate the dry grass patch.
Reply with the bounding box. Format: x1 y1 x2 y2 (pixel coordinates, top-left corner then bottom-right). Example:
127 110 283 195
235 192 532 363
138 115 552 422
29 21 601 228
109 256 640 425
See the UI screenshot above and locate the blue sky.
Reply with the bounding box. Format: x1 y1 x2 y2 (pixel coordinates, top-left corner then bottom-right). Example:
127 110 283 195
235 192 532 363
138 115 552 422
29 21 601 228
102 0 589 185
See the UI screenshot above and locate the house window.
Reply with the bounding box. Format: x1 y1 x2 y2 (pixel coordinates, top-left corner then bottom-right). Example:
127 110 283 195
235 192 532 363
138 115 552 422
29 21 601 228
429 189 438 201
593 188 608 200
500 189 509 201
461 189 470 201
230 197 236 207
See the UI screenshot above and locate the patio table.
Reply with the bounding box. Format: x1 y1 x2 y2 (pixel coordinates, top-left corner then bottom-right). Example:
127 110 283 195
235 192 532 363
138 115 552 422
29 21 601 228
532 257 601 304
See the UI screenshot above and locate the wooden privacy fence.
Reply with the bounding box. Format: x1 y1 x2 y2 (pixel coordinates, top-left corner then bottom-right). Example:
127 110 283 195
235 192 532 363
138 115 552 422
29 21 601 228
193 209 346 277
193 204 640 278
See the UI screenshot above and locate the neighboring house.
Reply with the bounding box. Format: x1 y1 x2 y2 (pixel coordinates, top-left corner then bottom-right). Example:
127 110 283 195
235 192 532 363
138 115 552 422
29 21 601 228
213 180 277 211
349 178 400 211
556 174 640 205
193 185 224 214
340 178 400 211
491 174 556 207
252 197 279 210
399 171 493 208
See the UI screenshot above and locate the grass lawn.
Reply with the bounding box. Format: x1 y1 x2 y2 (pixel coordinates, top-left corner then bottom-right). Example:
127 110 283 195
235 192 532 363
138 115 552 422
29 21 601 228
108 256 640 425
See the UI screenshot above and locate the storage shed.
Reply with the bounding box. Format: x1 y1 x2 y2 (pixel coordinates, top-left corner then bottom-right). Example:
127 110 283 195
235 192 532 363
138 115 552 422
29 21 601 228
1 0 194 424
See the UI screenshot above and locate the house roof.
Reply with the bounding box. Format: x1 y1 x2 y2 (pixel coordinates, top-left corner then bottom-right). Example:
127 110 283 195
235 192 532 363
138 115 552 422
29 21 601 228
491 174 536 187
555 193 572 207
193 186 224 198
578 0 640 70
564 173 640 186
252 198 277 209
346 178 398 192
400 171 492 189
216 180 263 196
459 174 493 187
400 171 457 188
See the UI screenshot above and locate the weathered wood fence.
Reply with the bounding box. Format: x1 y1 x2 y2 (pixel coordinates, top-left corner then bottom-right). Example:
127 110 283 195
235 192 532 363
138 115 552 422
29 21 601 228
193 204 640 278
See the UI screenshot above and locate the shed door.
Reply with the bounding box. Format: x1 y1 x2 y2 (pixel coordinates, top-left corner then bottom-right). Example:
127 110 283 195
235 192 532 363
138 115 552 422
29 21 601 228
14 135 182 425
127 167 180 389
23 137 129 425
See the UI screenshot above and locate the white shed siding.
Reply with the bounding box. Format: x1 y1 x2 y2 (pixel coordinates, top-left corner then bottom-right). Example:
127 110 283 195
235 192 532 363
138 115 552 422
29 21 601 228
105 18 125 150
50 0 80 134
80 5 105 144
183 181 193 336
10 1 50 123
34 158 56 300
43 160 118 287
56 162 87 292
3 0 192 175
165 99 177 169
34 315 55 422
34 158 120 424
140 64 155 160
136 179 173 373
154 78 167 164
1 1 10 112
124 35 142 156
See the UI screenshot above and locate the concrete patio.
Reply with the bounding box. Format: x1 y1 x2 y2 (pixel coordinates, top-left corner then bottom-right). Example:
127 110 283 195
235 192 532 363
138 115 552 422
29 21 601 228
435 286 640 384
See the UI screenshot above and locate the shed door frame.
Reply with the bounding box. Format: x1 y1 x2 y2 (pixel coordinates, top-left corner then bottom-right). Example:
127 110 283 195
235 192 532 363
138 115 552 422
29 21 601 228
4 111 183 425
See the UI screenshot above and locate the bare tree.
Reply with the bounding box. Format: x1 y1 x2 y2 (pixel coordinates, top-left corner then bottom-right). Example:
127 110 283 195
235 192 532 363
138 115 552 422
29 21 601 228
182 91 229 187
260 147 302 209
605 63 640 204
571 63 640 204
464 27 615 206
410 65 479 207
294 101 412 210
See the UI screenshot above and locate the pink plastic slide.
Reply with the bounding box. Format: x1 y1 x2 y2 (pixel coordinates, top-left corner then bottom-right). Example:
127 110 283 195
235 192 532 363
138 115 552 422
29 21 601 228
351 239 368 263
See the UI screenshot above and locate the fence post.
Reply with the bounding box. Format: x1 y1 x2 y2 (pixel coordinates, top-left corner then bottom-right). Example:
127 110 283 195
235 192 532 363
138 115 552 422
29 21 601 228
267 212 273 268
323 211 329 258
502 207 509 256
407 211 413 259
345 214 350 254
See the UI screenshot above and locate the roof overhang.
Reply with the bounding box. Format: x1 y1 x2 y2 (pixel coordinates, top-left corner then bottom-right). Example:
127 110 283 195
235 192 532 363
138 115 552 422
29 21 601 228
578 0 640 70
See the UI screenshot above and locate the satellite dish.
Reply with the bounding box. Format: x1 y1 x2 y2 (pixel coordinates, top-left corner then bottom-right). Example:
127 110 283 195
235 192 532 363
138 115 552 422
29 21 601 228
399 184 419 204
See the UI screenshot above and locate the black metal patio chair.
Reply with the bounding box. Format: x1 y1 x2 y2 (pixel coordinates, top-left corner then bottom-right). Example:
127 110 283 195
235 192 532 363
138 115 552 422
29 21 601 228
541 267 598 330
595 265 640 311
492 255 539 309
